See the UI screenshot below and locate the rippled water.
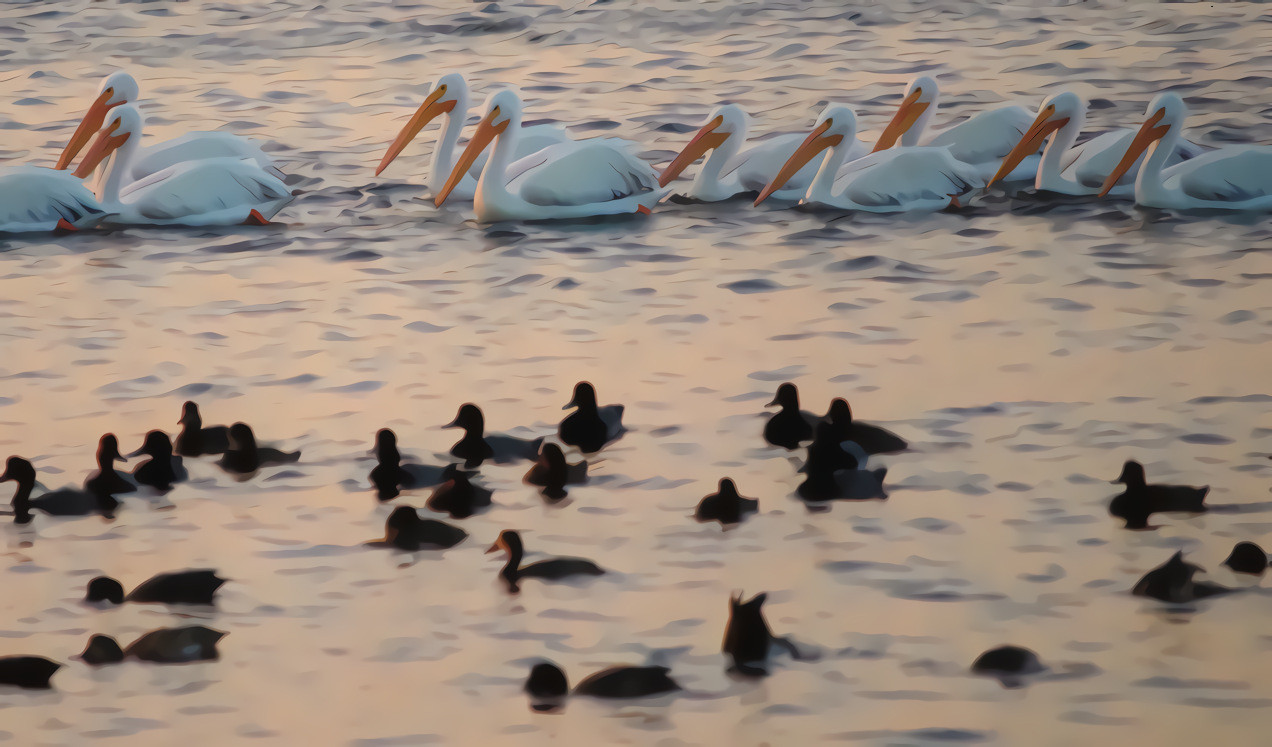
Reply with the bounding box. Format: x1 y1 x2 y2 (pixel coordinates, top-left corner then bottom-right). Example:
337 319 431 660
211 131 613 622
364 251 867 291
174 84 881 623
2 0 1272 744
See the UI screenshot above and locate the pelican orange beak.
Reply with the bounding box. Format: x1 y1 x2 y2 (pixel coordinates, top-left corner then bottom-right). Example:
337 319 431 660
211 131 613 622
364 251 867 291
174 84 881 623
56 88 123 171
1098 107 1169 198
657 115 729 188
988 105 1068 188
375 86 457 177
754 119 841 205
872 87 929 153
434 105 507 206
73 119 131 179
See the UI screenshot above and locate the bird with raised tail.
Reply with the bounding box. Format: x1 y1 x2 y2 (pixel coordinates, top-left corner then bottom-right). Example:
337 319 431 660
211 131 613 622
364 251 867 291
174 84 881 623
1132 550 1230 603
375 73 570 201
434 89 668 221
0 165 109 233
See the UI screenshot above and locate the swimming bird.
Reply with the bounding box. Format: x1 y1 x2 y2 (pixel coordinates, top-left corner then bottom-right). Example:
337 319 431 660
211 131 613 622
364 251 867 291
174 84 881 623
486 529 605 594
128 430 187 492
218 423 300 475
524 661 569 712
0 165 109 233
377 506 468 551
375 72 570 201
85 570 226 606
1132 550 1230 603
796 422 888 503
0 656 61 689
523 442 588 502
1223 542 1269 575
763 382 818 449
426 464 494 519
442 403 543 468
434 88 668 221
558 382 625 453
1108 459 1208 529
175 401 230 456
722 591 801 676
971 645 1045 688
84 433 136 500
695 478 758 526
573 665 680 698
82 626 226 664
1 456 118 522
820 398 907 455
369 428 447 501
78 635 125 666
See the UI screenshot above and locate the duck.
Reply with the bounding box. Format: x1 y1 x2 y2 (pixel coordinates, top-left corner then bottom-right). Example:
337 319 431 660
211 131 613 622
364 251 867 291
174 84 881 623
971 645 1046 688
523 442 588 502
85 570 226 606
573 665 681 699
558 382 625 454
722 591 801 676
486 529 605 593
218 423 300 475
78 635 125 666
368 428 447 501
1108 460 1208 529
81 626 226 664
1223 541 1269 575
1132 550 1230 603
174 401 230 456
763 383 818 450
443 403 543 468
0 656 61 689
376 506 468 551
128 431 187 492
84 433 137 499
695 478 759 526
524 660 570 713
796 422 887 503
821 398 907 455
1 456 118 523
425 464 494 519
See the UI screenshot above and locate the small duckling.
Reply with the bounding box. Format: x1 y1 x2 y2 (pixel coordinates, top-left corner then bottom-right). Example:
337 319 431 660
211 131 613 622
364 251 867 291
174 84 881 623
368 428 446 501
558 382 625 454
426 464 493 519
2 456 118 523
85 569 226 606
971 645 1045 688
444 403 543 468
573 665 681 699
84 434 136 499
377 506 468 551
1132 550 1230 603
218 423 300 475
1223 541 1269 575
486 529 605 594
722 591 801 676
695 478 758 526
524 660 569 713
0 656 61 689
821 398 908 455
1109 460 1208 529
763 382 818 450
83 626 226 664
523 442 587 502
174 401 230 456
128 430 187 492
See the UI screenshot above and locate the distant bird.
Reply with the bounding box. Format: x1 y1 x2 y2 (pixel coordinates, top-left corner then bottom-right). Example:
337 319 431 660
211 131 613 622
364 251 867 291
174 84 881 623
722 591 801 676
81 626 226 664
1108 460 1208 529
78 635 125 666
174 401 230 456
524 661 569 713
369 428 446 501
695 478 759 526
523 442 587 502
443 403 542 468
85 570 226 606
1223 542 1269 575
486 529 605 594
558 382 625 453
763 383 817 449
1 456 118 523
1132 550 1230 603
0 656 61 689
971 645 1046 688
796 422 887 502
218 423 300 474
573 665 681 698
426 464 494 519
84 434 136 499
820 398 907 455
376 506 467 551
128 430 187 492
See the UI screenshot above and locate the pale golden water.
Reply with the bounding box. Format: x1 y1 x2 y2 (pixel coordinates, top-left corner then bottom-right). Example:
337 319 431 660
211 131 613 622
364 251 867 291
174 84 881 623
1 0 1272 744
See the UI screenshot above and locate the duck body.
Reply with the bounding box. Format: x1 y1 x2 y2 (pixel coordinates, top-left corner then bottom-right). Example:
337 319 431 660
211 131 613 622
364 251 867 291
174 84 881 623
573 666 680 698
129 431 187 492
426 465 494 519
175 401 230 456
487 529 605 593
380 506 468 551
524 442 587 502
218 423 300 475
369 429 446 501
1108 460 1207 529
443 403 542 467
88 570 226 605
558 382 625 453
0 656 61 689
695 478 759 526
796 422 888 503
124 626 226 663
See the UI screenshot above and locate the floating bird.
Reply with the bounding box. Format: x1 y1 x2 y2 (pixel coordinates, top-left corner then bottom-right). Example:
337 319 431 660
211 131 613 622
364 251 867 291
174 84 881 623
434 88 668 221
486 529 605 594
82 626 226 664
128 430 187 492
722 592 801 676
0 656 61 689
175 401 230 457
0 165 109 233
84 433 136 500
524 661 569 713
218 423 300 475
1 456 118 522
85 570 226 606
1108 459 1208 529
695 478 758 526
820 398 907 455
763 382 818 449
376 506 467 551
796 422 887 503
1222 542 1269 575
426 464 494 519
573 665 681 698
558 382 625 454
523 442 587 502
1132 550 1230 603
78 635 125 666
442 403 542 467
971 645 1045 688
375 72 570 201
369 428 447 501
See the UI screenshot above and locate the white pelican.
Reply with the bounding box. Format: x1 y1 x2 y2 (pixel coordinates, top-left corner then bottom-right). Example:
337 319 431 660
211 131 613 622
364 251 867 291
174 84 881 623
755 104 982 213
73 104 293 226
989 91 1207 196
57 71 283 180
657 103 869 201
0 165 109 233
435 89 668 221
873 75 1039 182
1099 93 1272 211
375 73 570 200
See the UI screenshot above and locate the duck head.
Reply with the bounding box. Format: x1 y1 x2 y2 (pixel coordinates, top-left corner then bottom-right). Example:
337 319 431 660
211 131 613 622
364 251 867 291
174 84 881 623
96 434 127 468
129 430 173 460
825 398 853 425
716 478 740 500
563 382 598 412
443 403 485 437
1113 460 1147 487
227 423 258 453
374 428 401 463
85 576 126 605
0 456 36 488
766 383 800 412
178 401 203 428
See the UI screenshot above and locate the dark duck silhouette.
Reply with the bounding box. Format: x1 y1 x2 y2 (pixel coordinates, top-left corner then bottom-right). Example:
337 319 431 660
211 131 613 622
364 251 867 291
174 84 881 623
796 422 887 502
2 456 118 523
0 656 61 689
376 506 467 551
821 398 907 455
486 529 605 593
573 665 681 698
81 626 226 664
369 428 446 501
763 382 817 449
524 442 587 502
218 423 300 475
525 661 569 712
1132 550 1230 603
722 591 801 676
558 382 625 454
128 430 187 492
971 645 1046 688
426 464 493 519
86 570 226 606
443 403 542 468
1223 541 1269 575
695 478 758 526
84 434 136 500
1108 460 1208 529
174 400 230 457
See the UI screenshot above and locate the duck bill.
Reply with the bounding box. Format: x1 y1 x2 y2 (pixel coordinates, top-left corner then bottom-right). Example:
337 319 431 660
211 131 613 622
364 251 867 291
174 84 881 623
375 88 455 177
1097 108 1168 197
72 124 131 179
56 89 119 170
754 120 841 205
989 108 1067 187
434 106 506 206
484 540 502 554
872 89 928 153
658 115 728 187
